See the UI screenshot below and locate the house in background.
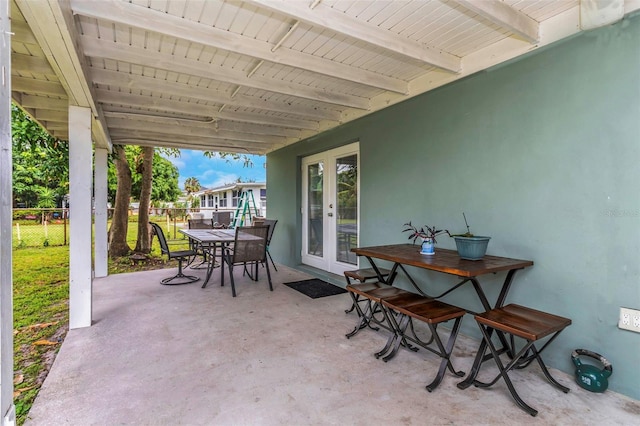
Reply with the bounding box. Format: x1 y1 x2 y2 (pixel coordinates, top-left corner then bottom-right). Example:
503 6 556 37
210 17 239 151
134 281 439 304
193 182 267 220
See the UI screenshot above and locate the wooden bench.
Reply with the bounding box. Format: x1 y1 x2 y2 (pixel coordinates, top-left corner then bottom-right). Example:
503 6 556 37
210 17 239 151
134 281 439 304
344 267 391 283
472 304 571 416
344 281 396 338
382 298 466 391
344 268 391 314
344 280 467 391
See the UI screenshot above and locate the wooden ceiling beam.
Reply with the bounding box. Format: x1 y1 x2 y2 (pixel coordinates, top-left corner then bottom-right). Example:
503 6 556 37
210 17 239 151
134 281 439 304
112 138 268 155
15 94 68 110
81 36 369 110
108 130 277 152
71 0 407 94
12 52 54 75
454 0 539 43
11 19 39 45
105 117 287 145
15 0 112 150
103 111 302 139
248 0 461 73
96 90 320 130
33 109 68 122
90 68 341 121
12 76 67 97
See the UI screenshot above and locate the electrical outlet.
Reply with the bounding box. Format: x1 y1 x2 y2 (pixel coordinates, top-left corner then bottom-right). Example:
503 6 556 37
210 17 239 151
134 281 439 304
619 307 640 333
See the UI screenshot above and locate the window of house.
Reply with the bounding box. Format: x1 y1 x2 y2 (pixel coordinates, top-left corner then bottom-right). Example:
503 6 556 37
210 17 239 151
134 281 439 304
219 192 227 208
232 190 241 207
259 188 266 212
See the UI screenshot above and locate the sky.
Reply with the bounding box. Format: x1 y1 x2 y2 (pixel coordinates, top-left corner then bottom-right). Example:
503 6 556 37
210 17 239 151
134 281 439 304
166 150 266 191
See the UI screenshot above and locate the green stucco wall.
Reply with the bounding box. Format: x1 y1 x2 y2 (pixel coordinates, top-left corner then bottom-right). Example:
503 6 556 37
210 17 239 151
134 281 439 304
267 14 640 400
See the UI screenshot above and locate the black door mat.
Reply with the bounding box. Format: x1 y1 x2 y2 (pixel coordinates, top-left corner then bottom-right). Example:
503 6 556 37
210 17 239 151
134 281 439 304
284 278 347 299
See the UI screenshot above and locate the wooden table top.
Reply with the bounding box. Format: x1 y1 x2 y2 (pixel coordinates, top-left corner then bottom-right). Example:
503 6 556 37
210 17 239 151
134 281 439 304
352 244 533 278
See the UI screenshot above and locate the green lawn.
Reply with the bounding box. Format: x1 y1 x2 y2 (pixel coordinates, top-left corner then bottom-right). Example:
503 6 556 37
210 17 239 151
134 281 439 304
12 216 187 425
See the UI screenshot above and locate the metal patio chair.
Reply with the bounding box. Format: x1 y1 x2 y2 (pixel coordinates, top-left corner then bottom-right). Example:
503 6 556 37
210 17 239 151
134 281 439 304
212 211 232 228
149 222 200 285
261 218 278 271
187 218 215 269
221 225 272 297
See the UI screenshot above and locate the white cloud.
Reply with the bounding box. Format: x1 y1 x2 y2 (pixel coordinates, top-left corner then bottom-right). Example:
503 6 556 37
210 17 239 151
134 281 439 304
203 171 238 188
171 158 186 169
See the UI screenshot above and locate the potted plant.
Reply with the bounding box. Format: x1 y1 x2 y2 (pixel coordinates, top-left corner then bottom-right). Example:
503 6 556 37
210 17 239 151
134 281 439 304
402 221 447 255
447 213 491 261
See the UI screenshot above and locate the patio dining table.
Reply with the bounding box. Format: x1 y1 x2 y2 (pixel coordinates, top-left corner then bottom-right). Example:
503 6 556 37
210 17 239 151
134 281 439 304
351 243 533 388
180 228 260 287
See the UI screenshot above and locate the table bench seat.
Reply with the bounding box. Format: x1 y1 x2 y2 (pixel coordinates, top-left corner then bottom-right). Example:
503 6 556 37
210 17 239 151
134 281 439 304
344 280 467 392
345 282 399 338
381 298 466 391
475 304 571 341
344 268 391 314
388 299 466 325
472 304 571 416
344 267 390 283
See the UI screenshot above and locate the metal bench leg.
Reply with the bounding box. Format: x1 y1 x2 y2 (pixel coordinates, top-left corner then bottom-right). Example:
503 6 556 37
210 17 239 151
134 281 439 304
345 293 379 338
344 275 357 314
473 323 540 416
425 317 465 392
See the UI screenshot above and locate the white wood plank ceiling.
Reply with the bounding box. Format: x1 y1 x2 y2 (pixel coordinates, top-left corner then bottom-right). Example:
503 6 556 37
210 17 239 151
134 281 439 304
9 0 640 154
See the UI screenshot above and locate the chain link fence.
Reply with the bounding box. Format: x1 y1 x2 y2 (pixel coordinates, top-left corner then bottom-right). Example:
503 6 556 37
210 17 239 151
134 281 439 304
12 208 192 249
13 208 69 248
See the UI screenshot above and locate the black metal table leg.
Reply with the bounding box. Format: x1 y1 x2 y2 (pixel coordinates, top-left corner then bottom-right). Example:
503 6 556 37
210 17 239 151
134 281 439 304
201 243 219 288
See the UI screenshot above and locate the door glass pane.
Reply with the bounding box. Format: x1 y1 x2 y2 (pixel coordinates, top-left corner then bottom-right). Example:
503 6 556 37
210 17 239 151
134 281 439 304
336 154 357 265
307 162 323 257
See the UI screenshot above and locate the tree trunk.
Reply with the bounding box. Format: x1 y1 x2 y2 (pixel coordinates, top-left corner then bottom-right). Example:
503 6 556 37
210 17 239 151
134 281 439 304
108 145 132 258
135 146 154 253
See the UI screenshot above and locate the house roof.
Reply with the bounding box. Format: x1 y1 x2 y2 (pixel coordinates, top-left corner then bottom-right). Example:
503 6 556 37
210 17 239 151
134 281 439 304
10 0 639 155
195 181 265 195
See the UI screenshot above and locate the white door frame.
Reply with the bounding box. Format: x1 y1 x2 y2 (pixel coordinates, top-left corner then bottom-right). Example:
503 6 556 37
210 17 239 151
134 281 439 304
301 142 360 275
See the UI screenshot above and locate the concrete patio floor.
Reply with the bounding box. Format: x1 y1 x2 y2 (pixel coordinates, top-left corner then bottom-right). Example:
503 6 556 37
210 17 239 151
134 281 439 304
26 263 639 425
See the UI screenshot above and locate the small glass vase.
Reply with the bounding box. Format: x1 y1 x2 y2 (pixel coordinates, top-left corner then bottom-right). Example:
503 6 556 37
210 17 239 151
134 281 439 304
420 238 435 255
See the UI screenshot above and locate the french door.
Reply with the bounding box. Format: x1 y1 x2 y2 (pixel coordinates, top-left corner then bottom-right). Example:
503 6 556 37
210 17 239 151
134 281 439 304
301 143 359 275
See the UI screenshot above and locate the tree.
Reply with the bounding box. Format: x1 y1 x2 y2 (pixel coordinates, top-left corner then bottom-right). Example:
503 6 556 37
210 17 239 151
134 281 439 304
183 176 201 211
11 104 69 207
108 145 133 257
107 145 181 256
107 147 181 206
146 152 181 203
134 146 154 253
203 151 253 168
184 177 201 194
107 147 249 259
35 187 57 208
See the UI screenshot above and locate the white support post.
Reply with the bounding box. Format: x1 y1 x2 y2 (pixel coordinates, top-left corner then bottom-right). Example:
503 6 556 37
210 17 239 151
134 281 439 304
0 1 16 423
69 106 93 329
94 148 108 277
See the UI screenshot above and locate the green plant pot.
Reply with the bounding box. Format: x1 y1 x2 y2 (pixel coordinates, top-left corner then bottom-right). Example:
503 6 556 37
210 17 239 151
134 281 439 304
453 236 491 260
